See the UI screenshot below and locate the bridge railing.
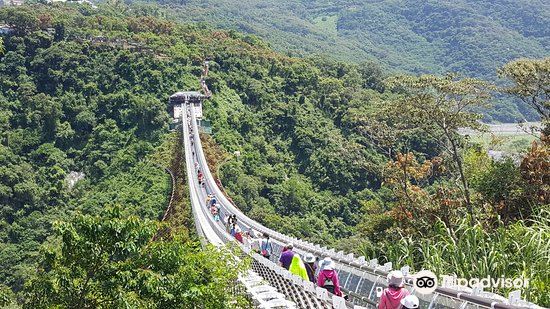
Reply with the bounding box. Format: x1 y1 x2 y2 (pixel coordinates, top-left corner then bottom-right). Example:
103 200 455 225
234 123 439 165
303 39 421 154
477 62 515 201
185 101 538 309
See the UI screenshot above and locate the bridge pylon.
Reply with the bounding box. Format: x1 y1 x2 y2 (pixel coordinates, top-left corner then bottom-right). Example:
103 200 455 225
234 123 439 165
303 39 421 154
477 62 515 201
169 91 207 130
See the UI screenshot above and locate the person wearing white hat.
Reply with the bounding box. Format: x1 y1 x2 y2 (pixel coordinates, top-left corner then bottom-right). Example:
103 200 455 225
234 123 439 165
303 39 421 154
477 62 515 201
303 253 317 283
400 295 419 309
378 270 410 309
317 257 342 296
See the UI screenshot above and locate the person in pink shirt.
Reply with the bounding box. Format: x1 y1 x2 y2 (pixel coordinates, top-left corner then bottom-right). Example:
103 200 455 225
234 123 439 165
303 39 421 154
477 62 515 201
317 257 342 297
378 271 410 309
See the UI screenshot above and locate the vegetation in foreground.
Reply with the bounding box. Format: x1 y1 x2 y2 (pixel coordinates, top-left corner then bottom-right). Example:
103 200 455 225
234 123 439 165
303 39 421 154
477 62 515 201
24 207 245 308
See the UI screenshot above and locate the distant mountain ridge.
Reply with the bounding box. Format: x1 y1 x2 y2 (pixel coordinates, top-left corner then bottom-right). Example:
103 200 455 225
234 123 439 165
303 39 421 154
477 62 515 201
146 0 549 121
152 0 549 77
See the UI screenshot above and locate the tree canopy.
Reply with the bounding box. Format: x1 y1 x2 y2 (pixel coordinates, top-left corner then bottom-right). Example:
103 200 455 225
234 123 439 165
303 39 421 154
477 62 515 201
24 207 244 309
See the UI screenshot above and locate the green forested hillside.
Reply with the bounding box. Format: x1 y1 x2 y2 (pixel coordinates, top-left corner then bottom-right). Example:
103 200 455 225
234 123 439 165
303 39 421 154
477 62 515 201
156 0 549 76
141 0 548 121
0 2 548 307
0 5 248 306
201 43 549 305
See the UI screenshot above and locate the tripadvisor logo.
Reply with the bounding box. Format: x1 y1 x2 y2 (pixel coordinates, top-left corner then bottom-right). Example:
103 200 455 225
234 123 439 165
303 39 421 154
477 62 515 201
441 275 530 289
411 270 530 295
413 270 438 294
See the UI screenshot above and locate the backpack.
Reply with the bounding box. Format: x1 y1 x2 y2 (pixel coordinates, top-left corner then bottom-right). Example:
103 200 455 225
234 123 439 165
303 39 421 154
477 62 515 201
322 275 335 294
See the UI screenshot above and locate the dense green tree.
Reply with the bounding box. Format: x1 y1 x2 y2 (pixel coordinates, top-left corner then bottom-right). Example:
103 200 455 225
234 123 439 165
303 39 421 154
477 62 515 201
0 9 40 35
498 57 550 133
24 207 245 308
472 158 532 222
386 74 493 217
0 3 547 306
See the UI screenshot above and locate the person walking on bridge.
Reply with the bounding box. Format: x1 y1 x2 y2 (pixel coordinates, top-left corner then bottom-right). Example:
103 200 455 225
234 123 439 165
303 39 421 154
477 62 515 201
197 170 204 186
234 225 243 243
247 229 261 253
304 253 317 283
210 203 220 221
317 257 342 297
230 223 237 237
278 243 295 270
224 214 232 233
289 254 309 281
243 230 256 251
260 233 272 259
378 270 410 309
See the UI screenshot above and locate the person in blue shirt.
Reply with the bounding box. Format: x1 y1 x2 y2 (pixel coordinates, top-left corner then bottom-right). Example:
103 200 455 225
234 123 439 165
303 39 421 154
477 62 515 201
260 233 272 259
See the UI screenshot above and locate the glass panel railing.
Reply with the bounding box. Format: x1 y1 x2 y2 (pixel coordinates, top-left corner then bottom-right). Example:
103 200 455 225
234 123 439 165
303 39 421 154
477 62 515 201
346 273 361 292
430 295 465 309
415 292 433 309
369 275 388 302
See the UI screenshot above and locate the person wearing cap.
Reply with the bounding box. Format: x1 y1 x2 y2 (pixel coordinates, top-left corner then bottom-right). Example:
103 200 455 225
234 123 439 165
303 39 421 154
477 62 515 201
378 270 410 309
278 243 294 270
400 295 419 309
289 254 309 281
317 257 342 296
303 253 317 282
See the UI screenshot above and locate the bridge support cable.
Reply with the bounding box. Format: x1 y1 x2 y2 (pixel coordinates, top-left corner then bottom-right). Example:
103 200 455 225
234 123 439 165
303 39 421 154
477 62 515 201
185 100 533 309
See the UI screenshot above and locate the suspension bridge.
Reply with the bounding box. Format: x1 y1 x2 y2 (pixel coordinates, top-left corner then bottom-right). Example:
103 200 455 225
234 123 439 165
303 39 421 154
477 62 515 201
171 62 539 309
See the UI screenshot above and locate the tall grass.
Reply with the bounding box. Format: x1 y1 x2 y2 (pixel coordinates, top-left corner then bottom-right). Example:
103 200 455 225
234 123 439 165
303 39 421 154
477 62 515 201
379 208 549 306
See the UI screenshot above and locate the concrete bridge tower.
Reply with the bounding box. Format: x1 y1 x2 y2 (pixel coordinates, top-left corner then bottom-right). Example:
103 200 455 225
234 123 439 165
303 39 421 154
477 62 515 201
169 91 208 129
